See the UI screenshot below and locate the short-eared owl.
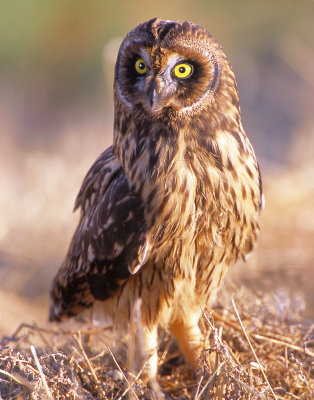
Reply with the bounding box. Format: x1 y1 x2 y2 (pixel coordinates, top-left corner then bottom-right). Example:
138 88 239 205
50 18 263 380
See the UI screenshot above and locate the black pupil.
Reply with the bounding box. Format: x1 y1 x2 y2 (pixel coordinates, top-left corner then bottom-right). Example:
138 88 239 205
179 66 186 73
138 62 145 70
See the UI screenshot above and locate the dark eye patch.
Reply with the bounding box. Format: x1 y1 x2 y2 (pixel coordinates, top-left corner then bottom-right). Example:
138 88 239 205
173 59 210 104
172 59 203 84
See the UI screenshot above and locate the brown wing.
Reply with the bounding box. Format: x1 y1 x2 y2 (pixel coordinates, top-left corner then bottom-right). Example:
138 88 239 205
49 146 149 321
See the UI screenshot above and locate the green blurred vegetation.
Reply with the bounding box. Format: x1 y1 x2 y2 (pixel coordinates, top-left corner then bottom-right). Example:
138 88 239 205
0 0 313 162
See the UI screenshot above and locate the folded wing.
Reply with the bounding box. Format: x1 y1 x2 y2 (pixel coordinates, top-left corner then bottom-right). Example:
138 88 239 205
49 147 149 321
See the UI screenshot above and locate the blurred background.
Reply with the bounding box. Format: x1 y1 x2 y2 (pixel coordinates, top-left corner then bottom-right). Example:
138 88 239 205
0 0 313 335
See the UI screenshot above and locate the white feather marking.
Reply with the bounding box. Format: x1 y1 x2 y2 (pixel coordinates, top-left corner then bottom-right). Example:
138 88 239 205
139 240 149 266
87 244 95 262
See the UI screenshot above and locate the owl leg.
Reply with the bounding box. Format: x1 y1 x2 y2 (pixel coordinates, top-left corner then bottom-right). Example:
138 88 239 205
170 310 203 368
128 299 159 383
139 325 158 380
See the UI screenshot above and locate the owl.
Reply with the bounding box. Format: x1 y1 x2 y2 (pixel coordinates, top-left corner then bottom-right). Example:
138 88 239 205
49 18 263 382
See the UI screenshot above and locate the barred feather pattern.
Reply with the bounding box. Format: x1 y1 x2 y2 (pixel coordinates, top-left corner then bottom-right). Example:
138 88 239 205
49 18 263 379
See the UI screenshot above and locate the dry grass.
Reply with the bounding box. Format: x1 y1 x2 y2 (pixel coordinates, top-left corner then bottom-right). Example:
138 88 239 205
0 289 312 399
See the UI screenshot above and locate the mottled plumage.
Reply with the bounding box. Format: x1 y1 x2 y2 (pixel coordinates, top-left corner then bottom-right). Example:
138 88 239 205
50 18 263 380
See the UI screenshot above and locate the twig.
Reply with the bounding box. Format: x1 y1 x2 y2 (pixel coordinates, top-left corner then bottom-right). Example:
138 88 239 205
11 322 110 338
231 297 278 400
213 311 314 357
193 374 204 400
201 307 238 366
212 310 244 332
231 376 270 399
0 368 33 391
252 333 314 358
107 346 140 400
30 344 54 400
201 309 224 347
194 361 226 399
73 332 100 385
118 367 147 400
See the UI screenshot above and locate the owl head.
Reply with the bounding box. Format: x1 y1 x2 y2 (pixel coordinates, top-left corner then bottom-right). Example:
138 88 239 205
114 18 239 121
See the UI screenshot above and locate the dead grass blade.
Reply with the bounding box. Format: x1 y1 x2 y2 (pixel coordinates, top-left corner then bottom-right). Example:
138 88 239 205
231 297 278 400
107 346 140 400
0 368 33 391
194 360 226 400
30 344 53 400
73 332 100 385
213 311 314 358
252 332 314 358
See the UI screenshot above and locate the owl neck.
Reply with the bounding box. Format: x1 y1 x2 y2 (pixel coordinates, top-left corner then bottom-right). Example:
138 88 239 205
114 102 245 192
114 109 244 247
114 114 181 185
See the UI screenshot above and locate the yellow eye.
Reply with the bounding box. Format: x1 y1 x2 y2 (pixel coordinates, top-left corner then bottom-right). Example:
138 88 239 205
173 63 193 79
135 58 147 74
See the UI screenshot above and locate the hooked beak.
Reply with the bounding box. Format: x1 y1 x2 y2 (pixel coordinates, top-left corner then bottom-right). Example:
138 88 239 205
148 80 159 109
147 78 167 113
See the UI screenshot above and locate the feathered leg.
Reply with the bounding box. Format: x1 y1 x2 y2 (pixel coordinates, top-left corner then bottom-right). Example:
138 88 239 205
170 310 203 367
128 299 159 382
